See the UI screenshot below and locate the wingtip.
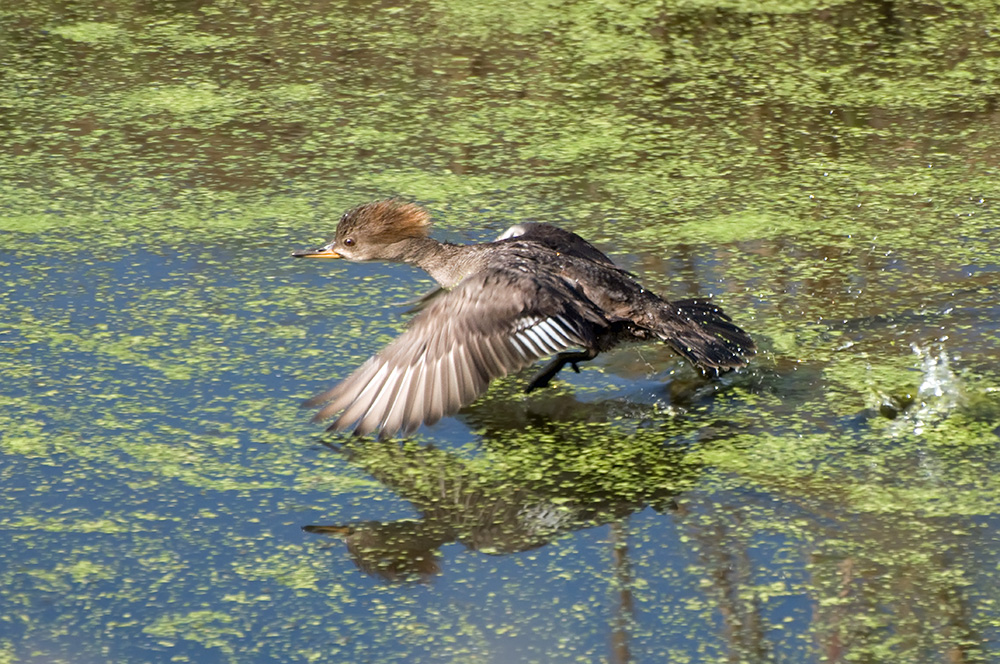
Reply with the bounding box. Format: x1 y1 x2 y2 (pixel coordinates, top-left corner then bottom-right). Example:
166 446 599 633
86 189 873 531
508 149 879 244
303 396 325 409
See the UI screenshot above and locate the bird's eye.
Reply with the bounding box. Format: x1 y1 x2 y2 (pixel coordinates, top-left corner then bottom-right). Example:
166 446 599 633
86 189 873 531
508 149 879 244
343 238 355 246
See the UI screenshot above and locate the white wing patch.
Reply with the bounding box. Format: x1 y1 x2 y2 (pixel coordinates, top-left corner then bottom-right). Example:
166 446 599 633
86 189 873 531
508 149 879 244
511 315 581 357
496 223 528 240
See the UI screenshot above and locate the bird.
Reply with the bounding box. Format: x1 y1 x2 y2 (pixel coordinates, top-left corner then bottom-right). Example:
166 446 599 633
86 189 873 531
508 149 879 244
293 199 755 439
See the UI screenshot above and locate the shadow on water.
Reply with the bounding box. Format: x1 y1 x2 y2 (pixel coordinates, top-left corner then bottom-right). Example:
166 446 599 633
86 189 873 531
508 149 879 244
302 394 714 663
303 394 706 583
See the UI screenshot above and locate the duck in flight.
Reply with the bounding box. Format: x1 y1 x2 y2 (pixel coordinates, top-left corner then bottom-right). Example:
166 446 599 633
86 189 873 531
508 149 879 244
293 200 755 439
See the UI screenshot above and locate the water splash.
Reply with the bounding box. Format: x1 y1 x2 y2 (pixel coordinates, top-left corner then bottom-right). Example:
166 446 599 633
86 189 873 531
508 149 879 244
894 344 963 436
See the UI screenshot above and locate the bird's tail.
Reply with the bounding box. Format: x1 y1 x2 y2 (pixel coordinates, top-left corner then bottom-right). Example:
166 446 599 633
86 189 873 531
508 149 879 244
658 298 755 373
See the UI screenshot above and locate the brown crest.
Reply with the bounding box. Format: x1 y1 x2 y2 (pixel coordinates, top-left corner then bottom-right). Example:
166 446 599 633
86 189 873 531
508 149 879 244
337 199 431 242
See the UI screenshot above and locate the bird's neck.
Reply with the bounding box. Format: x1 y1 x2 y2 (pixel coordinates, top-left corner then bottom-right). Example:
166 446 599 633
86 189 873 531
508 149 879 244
383 236 478 289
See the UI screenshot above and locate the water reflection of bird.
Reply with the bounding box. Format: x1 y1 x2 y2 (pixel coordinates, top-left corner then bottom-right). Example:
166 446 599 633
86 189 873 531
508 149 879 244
303 438 689 583
293 200 754 438
303 521 448 582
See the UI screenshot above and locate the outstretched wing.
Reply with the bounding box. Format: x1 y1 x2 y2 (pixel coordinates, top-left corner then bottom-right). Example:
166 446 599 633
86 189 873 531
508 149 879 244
305 268 608 439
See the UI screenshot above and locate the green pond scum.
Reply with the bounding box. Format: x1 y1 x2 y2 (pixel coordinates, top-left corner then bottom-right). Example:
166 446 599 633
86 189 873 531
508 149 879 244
1 0 999 661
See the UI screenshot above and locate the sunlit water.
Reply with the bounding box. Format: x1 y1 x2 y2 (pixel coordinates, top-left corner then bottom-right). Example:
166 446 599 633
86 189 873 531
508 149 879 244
2 1 1000 662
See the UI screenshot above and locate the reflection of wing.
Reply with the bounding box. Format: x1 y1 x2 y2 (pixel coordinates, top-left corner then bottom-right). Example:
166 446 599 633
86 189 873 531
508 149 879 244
306 267 609 438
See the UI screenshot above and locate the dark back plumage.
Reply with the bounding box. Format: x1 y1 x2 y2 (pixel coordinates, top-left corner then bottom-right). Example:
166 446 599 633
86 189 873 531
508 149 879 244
497 222 617 267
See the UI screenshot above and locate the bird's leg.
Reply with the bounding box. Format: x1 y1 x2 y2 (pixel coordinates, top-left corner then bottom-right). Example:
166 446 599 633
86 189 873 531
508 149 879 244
526 349 598 393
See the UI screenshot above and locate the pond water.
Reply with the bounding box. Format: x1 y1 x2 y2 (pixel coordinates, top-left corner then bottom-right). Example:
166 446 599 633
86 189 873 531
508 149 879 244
2 1 999 662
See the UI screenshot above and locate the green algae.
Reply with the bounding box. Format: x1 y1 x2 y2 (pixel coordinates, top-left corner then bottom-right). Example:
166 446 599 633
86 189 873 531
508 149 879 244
49 21 122 44
2 0 1000 662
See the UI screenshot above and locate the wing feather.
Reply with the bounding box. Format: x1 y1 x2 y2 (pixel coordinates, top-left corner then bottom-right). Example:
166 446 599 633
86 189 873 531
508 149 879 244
424 355 446 426
306 266 606 437
378 360 417 439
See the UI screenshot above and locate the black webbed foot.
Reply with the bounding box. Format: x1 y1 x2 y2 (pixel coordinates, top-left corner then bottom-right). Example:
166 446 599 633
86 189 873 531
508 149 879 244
525 350 597 393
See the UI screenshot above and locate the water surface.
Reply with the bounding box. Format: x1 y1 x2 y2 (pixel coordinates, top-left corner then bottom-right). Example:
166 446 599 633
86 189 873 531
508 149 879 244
1 1 999 662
